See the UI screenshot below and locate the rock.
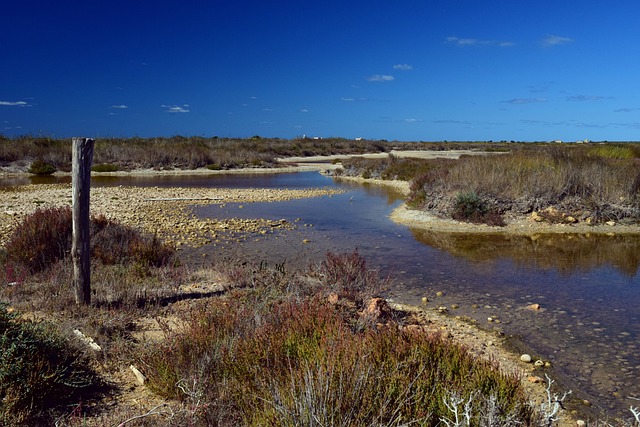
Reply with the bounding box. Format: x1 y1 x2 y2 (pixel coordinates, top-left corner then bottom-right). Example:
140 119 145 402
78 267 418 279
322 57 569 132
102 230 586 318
526 303 541 311
451 304 459 309
436 291 444 297
437 306 448 313
606 220 616 226
577 421 586 427
520 354 532 363
327 293 339 305
421 296 428 305
129 365 146 385
528 376 543 383
360 298 393 323
534 359 545 367
73 329 102 352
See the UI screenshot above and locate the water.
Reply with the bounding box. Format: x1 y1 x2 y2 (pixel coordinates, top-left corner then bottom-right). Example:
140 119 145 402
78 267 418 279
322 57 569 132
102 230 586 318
6 170 639 417
0 171 329 189
192 172 640 418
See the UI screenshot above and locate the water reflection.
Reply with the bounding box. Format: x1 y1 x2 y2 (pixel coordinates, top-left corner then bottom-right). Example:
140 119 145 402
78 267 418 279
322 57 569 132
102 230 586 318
410 229 640 277
5 170 639 417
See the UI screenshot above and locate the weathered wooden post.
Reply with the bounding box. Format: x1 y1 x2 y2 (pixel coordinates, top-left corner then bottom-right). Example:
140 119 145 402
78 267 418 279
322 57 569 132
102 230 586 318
72 137 95 305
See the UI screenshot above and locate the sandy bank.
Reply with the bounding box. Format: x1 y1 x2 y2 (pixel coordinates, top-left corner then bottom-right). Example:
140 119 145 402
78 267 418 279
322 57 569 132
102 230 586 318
0 184 344 248
390 203 640 235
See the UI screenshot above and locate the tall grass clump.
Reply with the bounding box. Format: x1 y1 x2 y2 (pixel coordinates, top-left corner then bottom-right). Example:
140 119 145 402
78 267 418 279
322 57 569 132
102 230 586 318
140 252 534 426
409 146 640 224
0 302 101 425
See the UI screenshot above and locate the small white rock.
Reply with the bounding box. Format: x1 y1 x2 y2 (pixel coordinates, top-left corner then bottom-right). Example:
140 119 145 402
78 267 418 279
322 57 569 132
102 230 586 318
520 354 532 363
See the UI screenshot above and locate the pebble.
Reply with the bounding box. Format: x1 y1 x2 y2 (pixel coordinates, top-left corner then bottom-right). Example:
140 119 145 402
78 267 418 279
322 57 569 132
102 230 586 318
520 354 532 363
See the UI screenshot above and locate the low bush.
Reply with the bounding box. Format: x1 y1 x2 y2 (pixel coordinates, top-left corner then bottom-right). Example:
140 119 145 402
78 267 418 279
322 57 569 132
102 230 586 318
91 163 120 172
27 158 57 175
0 302 101 425
139 253 533 426
3 208 175 275
451 191 505 226
316 250 386 303
4 206 72 273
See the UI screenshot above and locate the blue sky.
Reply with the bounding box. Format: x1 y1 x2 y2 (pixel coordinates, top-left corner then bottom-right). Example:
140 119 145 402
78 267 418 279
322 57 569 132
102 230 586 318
2 1 640 141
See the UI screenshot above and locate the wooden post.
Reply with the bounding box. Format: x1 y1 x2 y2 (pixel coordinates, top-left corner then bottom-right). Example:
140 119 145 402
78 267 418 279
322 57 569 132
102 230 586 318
72 137 95 305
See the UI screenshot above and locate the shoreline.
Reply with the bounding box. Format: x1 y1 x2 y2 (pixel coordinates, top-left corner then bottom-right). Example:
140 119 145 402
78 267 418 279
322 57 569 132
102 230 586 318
0 164 607 424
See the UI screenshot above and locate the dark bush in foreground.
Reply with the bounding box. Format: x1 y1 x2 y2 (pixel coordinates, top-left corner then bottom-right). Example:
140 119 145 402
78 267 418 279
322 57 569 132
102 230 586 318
3 207 174 274
4 206 72 273
0 303 101 425
140 254 532 426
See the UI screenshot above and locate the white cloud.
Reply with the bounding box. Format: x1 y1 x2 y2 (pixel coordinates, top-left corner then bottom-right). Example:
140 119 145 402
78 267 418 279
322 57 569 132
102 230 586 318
566 95 611 102
300 109 309 113
446 36 514 47
161 104 190 113
0 100 29 106
393 64 413 71
542 35 573 46
110 104 128 109
503 98 547 104
366 74 395 82
340 97 368 102
404 118 423 123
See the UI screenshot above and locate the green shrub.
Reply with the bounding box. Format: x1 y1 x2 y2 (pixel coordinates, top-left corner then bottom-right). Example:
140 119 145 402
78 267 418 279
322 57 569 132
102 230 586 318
27 159 56 175
0 303 100 425
452 191 505 226
91 163 120 172
141 294 532 425
588 144 638 159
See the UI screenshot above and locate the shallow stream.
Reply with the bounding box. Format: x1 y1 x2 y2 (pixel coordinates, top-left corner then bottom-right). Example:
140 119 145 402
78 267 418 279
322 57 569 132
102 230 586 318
7 170 639 418
191 171 640 419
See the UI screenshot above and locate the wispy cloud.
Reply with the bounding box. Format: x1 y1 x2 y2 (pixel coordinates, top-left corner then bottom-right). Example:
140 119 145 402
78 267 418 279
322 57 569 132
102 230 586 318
393 64 413 71
110 104 128 109
403 118 423 123
614 107 640 113
566 95 611 102
366 74 394 82
542 35 573 46
446 36 514 47
503 98 547 104
432 119 472 125
300 109 309 113
0 100 29 107
161 104 190 113
340 97 368 102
